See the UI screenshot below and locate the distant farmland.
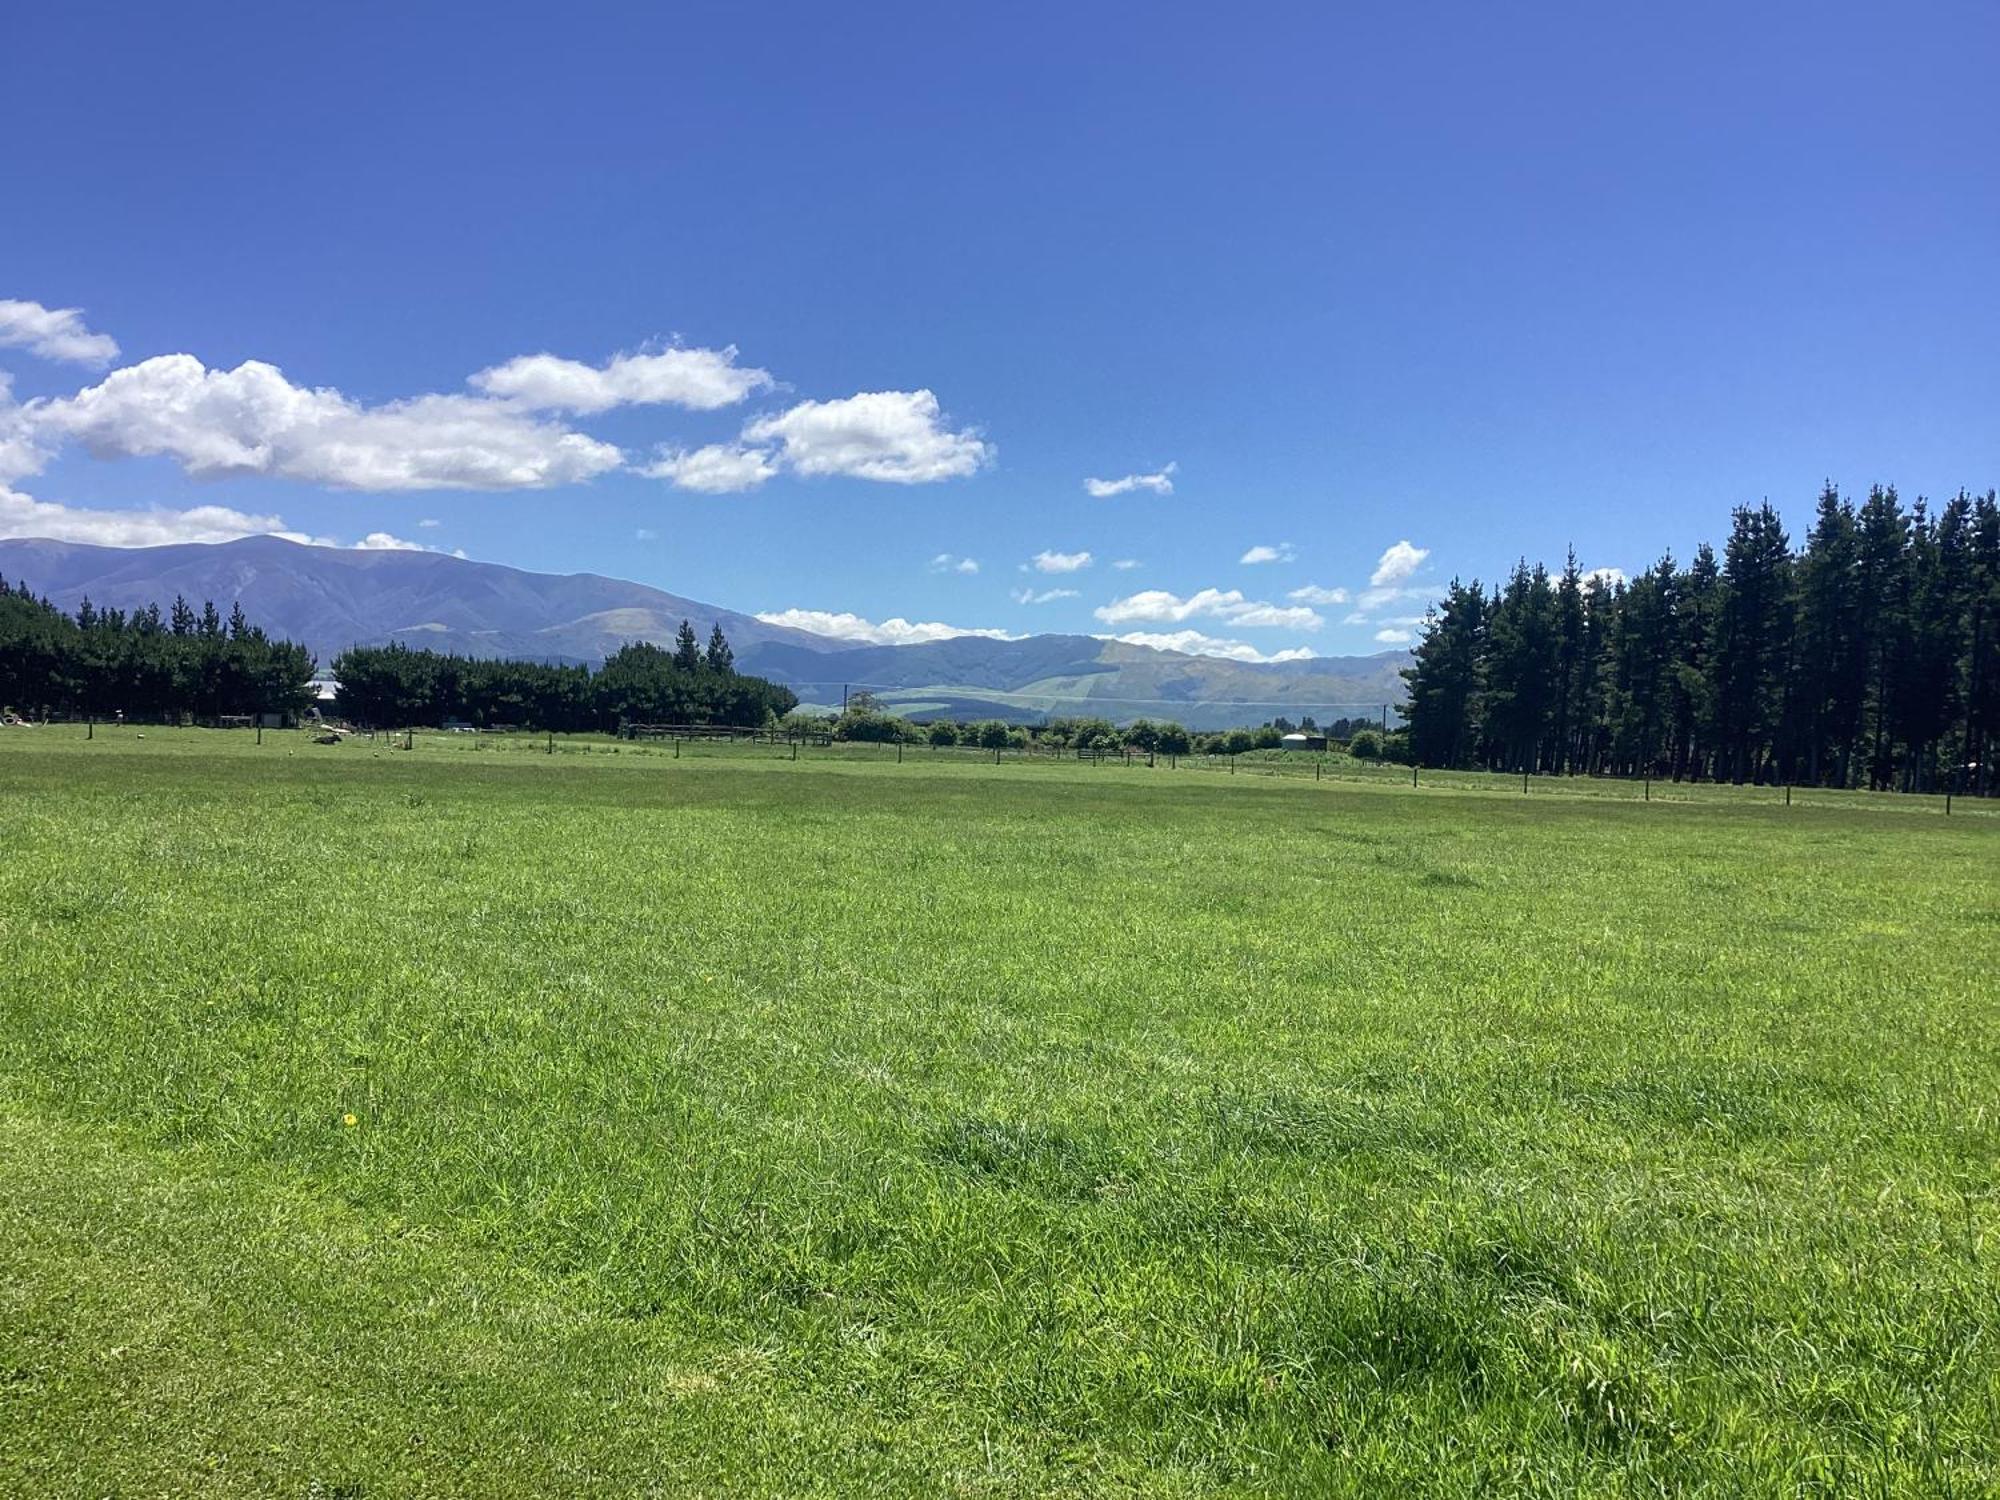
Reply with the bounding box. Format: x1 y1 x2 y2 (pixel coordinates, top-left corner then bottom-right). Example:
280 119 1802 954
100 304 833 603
2 729 1995 1496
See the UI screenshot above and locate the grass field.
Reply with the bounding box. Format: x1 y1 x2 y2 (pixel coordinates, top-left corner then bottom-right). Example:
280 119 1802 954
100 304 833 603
2 727 1996 1496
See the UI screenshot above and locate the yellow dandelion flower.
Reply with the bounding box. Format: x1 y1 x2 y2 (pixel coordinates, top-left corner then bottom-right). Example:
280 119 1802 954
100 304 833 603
342 1113 359 1128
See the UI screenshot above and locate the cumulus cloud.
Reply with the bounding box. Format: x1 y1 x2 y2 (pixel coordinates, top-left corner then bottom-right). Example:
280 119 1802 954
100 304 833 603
639 442 778 493
1240 542 1296 565
1093 587 1322 631
1355 582 1442 611
1583 566 1628 588
0 483 306 547
754 608 1017 646
31 355 624 491
0 299 120 366
1103 630 1317 664
1012 586 1079 605
1031 548 1092 574
1287 583 1349 605
1370 539 1430 587
469 345 772 413
1085 462 1176 498
1374 627 1413 644
352 531 426 550
929 553 979 575
740 389 988 485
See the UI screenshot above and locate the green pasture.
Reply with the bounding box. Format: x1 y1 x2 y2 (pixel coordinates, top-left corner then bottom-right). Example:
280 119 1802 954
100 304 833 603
1 727 1995 1496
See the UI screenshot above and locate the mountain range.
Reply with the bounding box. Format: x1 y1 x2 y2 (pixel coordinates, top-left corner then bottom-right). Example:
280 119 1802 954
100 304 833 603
0 535 1411 728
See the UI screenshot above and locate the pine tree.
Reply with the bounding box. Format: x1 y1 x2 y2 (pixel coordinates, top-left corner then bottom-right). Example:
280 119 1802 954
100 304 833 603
673 619 701 672
704 623 734 672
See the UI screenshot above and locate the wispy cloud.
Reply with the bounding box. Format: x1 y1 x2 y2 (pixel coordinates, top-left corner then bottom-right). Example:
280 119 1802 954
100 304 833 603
755 608 1017 646
1085 461 1175 498
470 344 772 413
1093 587 1322 631
1031 548 1093 574
1111 558 1142 571
1287 583 1348 605
929 552 980 575
1240 542 1296 565
1011 586 1079 605
1104 630 1317 663
0 298 120 366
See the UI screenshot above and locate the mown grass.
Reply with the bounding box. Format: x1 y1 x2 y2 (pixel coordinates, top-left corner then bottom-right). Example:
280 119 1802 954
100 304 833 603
2 727 1995 1496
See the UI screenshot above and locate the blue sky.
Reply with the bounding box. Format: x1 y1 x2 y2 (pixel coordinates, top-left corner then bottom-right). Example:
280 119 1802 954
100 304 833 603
3 2 1996 660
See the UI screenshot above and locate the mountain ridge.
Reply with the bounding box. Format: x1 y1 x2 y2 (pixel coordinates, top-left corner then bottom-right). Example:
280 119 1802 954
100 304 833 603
0 535 1412 727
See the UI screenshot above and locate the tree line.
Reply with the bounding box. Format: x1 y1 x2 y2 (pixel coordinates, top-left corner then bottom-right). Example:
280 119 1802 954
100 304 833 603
330 622 798 731
1401 485 2000 792
0 577 315 721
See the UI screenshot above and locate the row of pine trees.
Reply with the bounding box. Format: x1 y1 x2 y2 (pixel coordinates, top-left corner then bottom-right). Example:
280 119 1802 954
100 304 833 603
1 578 316 721
330 623 798 731
1401 486 2000 792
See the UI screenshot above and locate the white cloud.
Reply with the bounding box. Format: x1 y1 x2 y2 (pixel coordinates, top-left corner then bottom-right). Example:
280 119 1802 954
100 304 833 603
1031 548 1092 574
417 517 441 528
1111 558 1142 571
1287 583 1349 605
1092 587 1322 631
1103 630 1317 664
635 527 659 541
1012 586 1079 605
0 483 303 547
0 481 468 554
1085 462 1176 498
929 552 979 575
1356 582 1442 611
1240 542 1296 565
1583 566 1628 588
640 442 778 493
32 355 624 491
1370 539 1430 587
1374 627 1413 644
469 345 772 414
0 299 120 366
741 389 988 484
754 608 1017 646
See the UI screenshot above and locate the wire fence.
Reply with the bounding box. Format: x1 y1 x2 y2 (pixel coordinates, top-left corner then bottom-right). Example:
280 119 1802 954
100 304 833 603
325 725 1999 821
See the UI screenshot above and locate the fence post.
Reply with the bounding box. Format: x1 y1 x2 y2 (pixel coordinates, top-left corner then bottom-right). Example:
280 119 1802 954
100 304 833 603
1522 768 1529 794
1315 761 1321 781
1644 774 1650 802
87 717 94 740
1412 765 1418 789
405 728 414 751
897 740 903 764
1785 785 1791 807
1945 791 1952 816
257 723 263 745
792 738 798 762
674 737 680 759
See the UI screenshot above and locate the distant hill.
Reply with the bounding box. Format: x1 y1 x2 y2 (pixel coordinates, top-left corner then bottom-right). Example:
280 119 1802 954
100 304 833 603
0 535 838 667
0 535 1410 728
